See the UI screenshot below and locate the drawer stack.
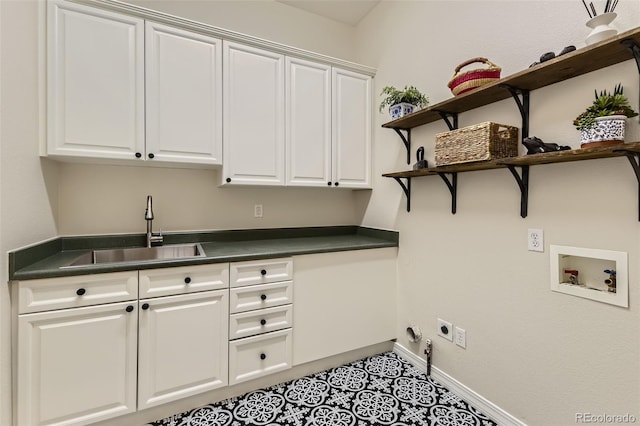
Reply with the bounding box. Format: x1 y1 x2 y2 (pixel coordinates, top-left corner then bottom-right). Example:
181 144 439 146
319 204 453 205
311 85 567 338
228 258 293 385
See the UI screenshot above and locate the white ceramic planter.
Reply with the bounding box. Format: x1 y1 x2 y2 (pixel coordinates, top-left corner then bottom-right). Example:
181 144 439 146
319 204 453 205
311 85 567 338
585 12 618 45
580 115 627 148
389 102 416 120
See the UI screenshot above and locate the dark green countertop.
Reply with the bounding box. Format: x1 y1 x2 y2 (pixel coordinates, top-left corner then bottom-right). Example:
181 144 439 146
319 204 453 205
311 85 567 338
9 226 398 280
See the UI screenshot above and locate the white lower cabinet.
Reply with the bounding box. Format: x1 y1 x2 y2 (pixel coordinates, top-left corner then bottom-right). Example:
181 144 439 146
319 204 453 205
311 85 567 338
17 301 138 426
228 258 294 385
229 304 292 340
14 265 230 426
229 281 293 313
292 248 397 365
229 329 293 385
13 249 397 424
138 290 228 409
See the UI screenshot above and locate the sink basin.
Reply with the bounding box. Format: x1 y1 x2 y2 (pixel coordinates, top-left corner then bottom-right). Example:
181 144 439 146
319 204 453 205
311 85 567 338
64 243 206 267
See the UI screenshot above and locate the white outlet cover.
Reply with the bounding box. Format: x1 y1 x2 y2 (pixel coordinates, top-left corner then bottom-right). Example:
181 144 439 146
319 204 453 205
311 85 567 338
528 228 544 252
437 318 453 341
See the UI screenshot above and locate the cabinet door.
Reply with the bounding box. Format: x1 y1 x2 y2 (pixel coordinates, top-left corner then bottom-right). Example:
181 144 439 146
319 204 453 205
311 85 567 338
223 41 285 185
292 248 396 365
332 68 372 189
47 0 144 160
145 22 222 165
138 290 229 409
17 302 138 426
285 57 332 186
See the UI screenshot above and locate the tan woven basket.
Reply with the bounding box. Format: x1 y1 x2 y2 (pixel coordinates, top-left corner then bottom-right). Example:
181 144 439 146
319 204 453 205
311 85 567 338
435 122 519 166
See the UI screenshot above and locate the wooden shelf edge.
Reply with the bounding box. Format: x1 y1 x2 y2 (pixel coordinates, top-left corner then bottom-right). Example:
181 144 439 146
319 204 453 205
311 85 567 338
381 26 640 130
382 141 640 178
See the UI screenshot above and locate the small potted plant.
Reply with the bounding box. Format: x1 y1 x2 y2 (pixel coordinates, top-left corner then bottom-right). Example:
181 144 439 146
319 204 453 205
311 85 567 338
573 84 638 148
379 85 429 119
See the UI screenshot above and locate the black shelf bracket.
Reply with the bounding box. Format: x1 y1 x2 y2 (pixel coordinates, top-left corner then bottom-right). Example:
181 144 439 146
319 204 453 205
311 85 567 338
621 39 640 117
506 165 530 218
435 110 459 131
392 128 412 165
392 176 412 212
501 85 530 140
616 150 640 221
437 172 458 214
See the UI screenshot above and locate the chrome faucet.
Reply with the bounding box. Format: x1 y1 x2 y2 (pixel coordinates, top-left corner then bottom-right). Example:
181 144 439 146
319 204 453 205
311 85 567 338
145 195 163 247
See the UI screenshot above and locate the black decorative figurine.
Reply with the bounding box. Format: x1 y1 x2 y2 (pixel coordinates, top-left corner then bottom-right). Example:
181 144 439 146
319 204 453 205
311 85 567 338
413 146 428 170
522 136 571 155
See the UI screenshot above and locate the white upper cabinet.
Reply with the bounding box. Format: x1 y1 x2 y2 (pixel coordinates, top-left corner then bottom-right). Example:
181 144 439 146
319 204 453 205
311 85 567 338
222 41 285 185
332 68 372 189
46 1 374 176
286 61 372 189
285 57 332 187
145 22 222 164
47 0 144 159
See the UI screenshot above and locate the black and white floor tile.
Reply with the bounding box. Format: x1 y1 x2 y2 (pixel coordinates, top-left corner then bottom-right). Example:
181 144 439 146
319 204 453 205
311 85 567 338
149 351 497 426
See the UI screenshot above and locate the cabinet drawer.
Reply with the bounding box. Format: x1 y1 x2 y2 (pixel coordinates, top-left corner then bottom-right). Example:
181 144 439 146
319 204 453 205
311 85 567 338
17 271 138 314
228 329 292 385
229 304 292 340
230 258 292 287
229 281 292 314
139 263 229 298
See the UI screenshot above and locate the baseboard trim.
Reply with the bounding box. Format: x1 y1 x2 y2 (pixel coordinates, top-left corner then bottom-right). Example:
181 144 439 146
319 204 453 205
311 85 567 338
393 343 526 426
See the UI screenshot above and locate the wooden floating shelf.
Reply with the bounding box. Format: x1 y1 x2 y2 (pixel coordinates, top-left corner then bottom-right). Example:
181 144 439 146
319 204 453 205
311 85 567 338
381 27 640 130
382 142 640 178
381 27 640 217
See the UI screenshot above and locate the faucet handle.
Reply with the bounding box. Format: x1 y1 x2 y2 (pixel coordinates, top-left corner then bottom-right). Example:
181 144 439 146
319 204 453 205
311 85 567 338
150 228 164 246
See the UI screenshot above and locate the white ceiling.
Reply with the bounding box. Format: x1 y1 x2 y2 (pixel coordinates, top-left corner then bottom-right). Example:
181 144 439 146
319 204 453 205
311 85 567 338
276 0 381 26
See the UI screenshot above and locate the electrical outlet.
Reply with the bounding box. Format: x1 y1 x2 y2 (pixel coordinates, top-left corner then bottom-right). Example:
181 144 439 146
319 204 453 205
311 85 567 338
437 318 453 341
454 327 466 349
254 204 263 218
528 228 543 252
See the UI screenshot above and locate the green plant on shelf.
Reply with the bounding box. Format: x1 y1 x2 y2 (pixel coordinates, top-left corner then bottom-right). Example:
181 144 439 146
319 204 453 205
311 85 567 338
378 85 429 113
573 83 638 131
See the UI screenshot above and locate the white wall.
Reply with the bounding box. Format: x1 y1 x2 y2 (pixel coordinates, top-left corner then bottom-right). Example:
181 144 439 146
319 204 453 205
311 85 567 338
0 1 59 424
127 0 357 62
57 164 364 234
356 1 640 424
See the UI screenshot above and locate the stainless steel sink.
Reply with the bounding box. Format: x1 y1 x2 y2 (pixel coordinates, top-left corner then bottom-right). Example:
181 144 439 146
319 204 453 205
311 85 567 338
64 243 206 267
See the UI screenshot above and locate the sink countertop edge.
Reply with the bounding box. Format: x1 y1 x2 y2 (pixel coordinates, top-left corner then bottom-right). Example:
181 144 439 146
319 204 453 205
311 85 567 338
9 227 399 281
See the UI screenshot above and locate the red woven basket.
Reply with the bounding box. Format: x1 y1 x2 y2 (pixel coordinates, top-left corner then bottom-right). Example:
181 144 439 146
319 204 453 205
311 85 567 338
447 57 501 96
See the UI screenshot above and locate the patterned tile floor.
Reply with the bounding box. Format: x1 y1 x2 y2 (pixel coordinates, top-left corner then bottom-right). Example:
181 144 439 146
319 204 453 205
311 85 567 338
149 351 497 426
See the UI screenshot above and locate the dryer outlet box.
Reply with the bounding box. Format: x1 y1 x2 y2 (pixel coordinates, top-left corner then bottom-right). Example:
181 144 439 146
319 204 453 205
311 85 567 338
437 318 453 341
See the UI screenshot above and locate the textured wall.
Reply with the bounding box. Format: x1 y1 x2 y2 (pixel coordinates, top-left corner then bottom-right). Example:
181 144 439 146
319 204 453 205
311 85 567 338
127 0 358 62
356 1 640 424
0 1 59 425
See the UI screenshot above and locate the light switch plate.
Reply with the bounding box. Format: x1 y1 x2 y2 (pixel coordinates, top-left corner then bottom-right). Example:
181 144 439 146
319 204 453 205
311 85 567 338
454 326 466 349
